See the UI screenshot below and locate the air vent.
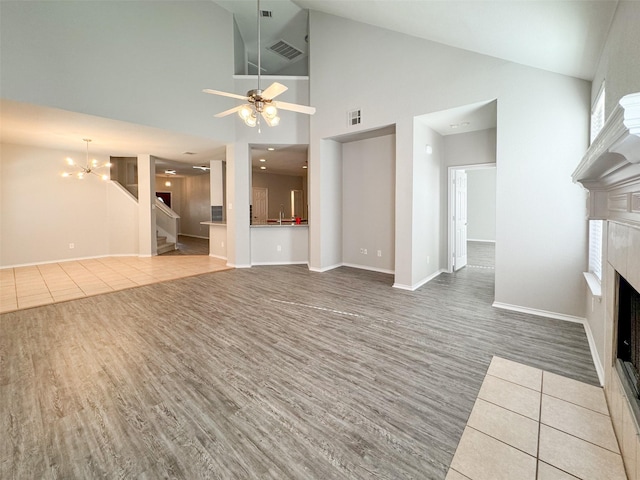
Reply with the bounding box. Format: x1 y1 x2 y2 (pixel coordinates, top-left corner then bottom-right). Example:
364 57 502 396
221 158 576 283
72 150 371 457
348 109 361 126
182 151 196 155
268 40 303 61
260 10 272 17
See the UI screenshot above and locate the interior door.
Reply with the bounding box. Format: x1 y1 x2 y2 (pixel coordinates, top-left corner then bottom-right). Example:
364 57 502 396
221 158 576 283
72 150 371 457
454 169 468 271
252 187 268 224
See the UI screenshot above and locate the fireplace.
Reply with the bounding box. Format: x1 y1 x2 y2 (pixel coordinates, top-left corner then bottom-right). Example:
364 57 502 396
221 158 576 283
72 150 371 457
617 274 640 398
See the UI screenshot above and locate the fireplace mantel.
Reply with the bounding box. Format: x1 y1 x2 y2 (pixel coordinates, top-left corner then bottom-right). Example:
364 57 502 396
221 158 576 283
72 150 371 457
573 92 640 223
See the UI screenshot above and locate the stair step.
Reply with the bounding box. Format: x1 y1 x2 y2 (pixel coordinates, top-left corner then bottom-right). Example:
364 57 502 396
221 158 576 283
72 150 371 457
157 242 176 255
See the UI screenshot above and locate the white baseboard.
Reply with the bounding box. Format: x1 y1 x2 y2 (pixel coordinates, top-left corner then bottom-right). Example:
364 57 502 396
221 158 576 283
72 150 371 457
583 320 605 386
492 301 604 386
308 263 342 273
342 263 395 275
226 263 251 268
492 302 585 323
208 254 227 261
179 234 209 240
251 261 309 266
468 239 496 243
393 269 445 291
1 253 141 269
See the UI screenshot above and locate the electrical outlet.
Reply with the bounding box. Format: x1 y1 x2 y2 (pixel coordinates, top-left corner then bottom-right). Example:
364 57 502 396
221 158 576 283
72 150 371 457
363 249 367 255
69 243 75 249
377 250 382 257
277 245 282 252
360 248 364 254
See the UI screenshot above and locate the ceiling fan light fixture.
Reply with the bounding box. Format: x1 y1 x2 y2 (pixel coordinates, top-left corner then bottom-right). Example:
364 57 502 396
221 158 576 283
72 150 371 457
239 105 253 120
264 104 278 119
245 114 258 127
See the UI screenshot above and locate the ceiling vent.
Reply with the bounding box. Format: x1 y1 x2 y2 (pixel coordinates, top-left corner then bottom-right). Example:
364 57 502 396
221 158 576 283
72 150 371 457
268 40 303 61
260 10 272 18
348 109 361 127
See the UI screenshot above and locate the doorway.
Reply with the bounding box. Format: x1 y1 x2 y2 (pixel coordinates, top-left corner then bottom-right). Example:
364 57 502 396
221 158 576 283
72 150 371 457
448 164 496 272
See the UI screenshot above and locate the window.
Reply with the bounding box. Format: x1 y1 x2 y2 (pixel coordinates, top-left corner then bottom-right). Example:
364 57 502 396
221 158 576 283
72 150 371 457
588 219 603 281
590 83 605 144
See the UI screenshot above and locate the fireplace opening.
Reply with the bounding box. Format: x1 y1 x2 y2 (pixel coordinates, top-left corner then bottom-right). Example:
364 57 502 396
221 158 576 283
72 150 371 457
617 274 640 398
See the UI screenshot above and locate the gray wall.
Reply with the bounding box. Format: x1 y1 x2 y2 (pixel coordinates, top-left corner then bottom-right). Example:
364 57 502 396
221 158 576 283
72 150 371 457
309 11 590 317
0 0 235 142
466 168 497 242
342 134 395 273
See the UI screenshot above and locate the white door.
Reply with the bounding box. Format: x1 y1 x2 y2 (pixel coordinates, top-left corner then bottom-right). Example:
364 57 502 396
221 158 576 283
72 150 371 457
252 187 268 224
454 170 468 271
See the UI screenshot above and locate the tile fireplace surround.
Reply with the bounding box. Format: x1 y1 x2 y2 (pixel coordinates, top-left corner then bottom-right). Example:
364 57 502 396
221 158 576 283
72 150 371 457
573 91 640 478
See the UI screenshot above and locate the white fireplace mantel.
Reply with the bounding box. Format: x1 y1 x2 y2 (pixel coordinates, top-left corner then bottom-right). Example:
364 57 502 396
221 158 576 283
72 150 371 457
572 92 640 223
573 92 640 189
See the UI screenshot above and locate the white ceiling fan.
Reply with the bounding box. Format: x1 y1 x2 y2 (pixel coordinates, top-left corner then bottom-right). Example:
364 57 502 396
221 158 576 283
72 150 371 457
203 0 315 128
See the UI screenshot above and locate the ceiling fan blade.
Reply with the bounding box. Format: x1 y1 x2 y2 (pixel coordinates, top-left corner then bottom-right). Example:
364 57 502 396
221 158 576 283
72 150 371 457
261 82 288 100
203 88 247 101
215 105 244 118
274 101 316 115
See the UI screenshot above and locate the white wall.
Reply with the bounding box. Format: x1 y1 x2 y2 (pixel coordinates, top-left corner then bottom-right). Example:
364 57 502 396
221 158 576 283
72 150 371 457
0 1 235 142
591 1 640 116
250 226 308 265
408 121 443 288
466 168 497 242
310 138 343 271
0 143 137 266
309 11 590 317
342 134 395 273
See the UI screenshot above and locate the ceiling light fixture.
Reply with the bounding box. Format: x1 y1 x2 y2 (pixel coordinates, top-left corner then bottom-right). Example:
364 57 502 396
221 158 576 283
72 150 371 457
260 166 267 170
267 147 275 151
259 158 266 162
193 165 210 171
165 169 176 175
62 139 110 180
165 181 172 187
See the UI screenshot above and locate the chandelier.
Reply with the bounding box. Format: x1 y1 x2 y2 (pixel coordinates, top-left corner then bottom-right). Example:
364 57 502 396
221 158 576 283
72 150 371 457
62 139 111 180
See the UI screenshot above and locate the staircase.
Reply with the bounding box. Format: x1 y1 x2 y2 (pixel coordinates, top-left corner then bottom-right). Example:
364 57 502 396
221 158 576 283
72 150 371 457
157 234 176 255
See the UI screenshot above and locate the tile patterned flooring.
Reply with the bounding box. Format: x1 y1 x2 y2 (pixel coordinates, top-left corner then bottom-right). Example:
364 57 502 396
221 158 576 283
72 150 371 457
0 255 231 313
447 356 626 480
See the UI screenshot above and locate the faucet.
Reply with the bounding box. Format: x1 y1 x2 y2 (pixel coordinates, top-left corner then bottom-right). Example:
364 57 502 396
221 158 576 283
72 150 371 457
279 204 285 225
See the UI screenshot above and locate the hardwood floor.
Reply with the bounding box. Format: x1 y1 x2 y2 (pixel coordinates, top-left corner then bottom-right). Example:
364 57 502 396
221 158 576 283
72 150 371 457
0 265 598 479
161 235 210 256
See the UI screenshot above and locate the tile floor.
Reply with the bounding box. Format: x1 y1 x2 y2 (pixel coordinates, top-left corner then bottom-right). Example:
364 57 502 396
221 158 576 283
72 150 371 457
447 356 626 480
0 255 231 313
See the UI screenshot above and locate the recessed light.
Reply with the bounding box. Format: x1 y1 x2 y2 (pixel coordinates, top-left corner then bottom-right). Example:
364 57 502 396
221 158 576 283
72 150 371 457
450 124 459 129
260 166 266 170
259 158 266 162
267 147 275 151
